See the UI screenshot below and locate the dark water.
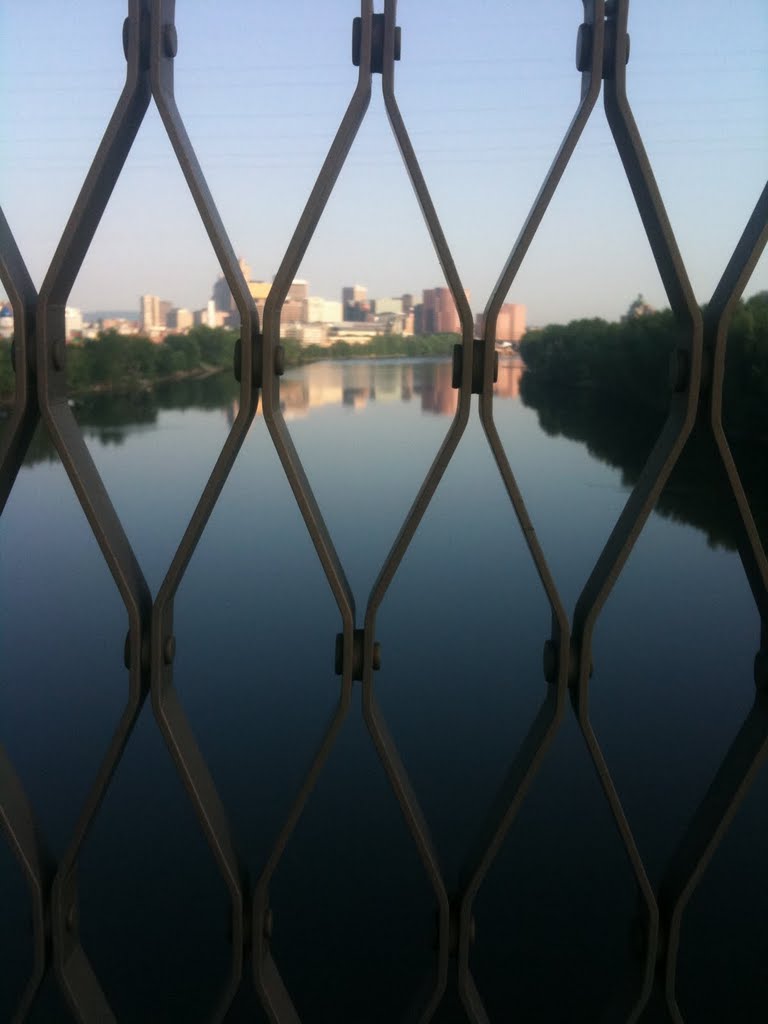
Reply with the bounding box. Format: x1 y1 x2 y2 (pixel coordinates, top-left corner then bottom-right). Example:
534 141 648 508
1 358 766 1023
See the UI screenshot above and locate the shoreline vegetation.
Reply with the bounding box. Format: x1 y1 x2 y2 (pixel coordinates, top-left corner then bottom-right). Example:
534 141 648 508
0 326 459 405
1 292 764 426
1 294 765 553
518 292 768 442
517 292 768 552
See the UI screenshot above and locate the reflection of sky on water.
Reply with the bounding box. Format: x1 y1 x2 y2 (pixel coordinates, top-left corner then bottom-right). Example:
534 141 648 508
1 358 765 1023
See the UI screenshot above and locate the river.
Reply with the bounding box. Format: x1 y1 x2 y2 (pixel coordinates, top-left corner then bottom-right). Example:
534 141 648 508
1 357 766 1022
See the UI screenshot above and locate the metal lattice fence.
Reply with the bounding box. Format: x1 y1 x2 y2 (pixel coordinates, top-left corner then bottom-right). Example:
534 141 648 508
1 1 767 1021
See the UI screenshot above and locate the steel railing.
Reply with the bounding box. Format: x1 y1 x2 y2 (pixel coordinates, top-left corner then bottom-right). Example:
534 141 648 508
1 1 766 1021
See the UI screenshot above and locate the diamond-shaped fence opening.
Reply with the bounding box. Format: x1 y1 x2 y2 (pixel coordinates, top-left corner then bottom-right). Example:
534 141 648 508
720 246 768 568
0 456 129 846
0 748 50 1024
674 746 768 1022
248 6 470 1018
448 4 673 1019
453 1 714 1018
171 429 342 873
266 708 439 1023
466 712 643 1022
269 8 566 940
591 514 761 859
274 154 455 602
60 137 249 586
0 454 130 1021
75 711 235 1022
373 431 554 877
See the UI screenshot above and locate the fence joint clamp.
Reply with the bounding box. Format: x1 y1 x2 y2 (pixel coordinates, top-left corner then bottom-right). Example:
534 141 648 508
233 332 264 388
353 14 400 74
452 341 498 394
335 629 381 681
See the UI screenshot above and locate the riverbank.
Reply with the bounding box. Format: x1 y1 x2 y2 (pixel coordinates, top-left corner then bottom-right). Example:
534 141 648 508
0 327 460 407
0 362 224 411
519 292 768 440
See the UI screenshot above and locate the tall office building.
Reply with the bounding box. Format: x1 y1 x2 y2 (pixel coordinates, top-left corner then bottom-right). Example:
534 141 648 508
140 294 173 333
373 297 403 316
237 257 252 285
282 279 309 324
140 294 161 332
475 303 526 343
213 257 253 315
342 284 367 305
248 281 271 322
306 297 343 323
193 300 220 328
212 275 232 314
167 307 193 331
64 307 83 340
289 280 308 300
342 284 369 321
417 287 469 335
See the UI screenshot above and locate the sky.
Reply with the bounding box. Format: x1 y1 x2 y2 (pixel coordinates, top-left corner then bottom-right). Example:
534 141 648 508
0 0 766 326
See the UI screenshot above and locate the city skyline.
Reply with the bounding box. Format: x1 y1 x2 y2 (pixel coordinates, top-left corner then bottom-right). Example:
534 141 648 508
0 1 765 323
131 275 527 345
1 272 529 346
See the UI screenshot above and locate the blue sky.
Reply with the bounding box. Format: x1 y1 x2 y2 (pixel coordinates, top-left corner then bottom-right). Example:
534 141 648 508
1 0 766 325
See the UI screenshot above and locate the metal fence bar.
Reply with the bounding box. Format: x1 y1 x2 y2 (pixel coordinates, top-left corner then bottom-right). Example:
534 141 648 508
573 0 704 653
360 1 483 1017
250 4 372 1018
561 1 705 1016
706 182 768 649
658 693 768 1023
147 0 263 1014
32 2 155 1017
0 212 50 1023
0 746 53 1023
0 209 38 515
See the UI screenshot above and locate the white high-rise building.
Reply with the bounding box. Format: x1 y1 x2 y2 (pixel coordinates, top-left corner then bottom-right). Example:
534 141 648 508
305 297 343 323
65 307 83 339
167 308 193 331
140 294 160 332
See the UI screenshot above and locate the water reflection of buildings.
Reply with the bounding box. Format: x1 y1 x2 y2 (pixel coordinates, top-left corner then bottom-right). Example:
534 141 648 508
224 357 524 427
493 356 523 399
413 362 458 416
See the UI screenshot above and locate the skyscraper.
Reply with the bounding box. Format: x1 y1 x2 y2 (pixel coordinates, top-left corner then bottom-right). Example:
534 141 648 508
282 280 309 324
140 294 160 332
474 303 526 343
213 257 253 315
342 284 369 321
140 294 173 333
418 287 469 335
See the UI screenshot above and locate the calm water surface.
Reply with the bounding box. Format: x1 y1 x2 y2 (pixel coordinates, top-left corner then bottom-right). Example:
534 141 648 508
1 358 766 1022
